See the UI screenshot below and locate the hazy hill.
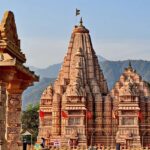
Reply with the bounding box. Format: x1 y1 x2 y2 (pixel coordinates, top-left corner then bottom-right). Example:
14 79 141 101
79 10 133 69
22 59 150 109
101 60 150 89
22 78 55 110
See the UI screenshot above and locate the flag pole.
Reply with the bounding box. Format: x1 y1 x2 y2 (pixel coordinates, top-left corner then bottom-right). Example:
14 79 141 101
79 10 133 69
75 9 80 25
76 11 78 25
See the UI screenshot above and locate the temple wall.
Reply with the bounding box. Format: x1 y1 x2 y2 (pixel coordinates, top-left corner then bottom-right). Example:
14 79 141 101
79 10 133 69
139 98 150 146
0 81 7 149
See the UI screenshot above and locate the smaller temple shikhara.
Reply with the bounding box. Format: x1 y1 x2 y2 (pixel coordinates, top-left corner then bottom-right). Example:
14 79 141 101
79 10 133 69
0 11 38 150
38 19 150 148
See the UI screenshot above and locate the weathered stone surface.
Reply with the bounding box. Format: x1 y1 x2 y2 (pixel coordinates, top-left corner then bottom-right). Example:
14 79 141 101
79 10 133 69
0 82 7 150
6 92 22 150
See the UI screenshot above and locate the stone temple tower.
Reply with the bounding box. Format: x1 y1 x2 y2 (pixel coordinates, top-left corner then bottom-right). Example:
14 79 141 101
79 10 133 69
38 19 150 148
38 19 108 147
111 62 150 148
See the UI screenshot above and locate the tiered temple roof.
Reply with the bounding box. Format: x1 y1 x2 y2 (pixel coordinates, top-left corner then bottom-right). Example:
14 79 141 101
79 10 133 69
111 62 150 98
38 19 150 148
38 19 108 147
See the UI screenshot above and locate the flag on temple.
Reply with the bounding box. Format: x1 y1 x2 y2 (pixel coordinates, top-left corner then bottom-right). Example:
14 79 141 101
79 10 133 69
76 9 80 16
112 110 118 119
87 111 93 120
62 111 68 119
39 110 45 118
138 111 143 120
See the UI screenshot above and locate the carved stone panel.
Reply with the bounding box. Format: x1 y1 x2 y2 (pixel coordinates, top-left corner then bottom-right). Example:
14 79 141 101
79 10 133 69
0 82 7 149
6 93 22 150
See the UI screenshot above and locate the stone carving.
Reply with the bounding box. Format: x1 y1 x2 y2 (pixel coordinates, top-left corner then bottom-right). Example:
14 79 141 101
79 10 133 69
71 129 78 138
8 94 21 108
7 133 18 141
0 11 20 47
0 11 38 150
6 93 22 150
7 142 19 150
111 63 150 147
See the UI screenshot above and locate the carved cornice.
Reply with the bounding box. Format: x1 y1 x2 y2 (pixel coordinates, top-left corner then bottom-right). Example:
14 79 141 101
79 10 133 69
0 58 39 82
0 42 26 63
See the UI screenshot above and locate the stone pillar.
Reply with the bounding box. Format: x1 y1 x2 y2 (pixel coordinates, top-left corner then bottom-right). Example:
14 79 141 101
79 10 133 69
6 90 22 150
0 81 7 150
52 94 61 136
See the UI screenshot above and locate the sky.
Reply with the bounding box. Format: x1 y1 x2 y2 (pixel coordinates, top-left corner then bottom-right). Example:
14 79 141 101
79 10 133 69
1 0 150 68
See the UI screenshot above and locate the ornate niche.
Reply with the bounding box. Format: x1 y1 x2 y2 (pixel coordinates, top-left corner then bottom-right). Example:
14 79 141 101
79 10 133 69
121 111 138 126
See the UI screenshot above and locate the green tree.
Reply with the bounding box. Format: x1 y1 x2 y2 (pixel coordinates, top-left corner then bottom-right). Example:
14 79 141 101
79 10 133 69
148 82 150 88
21 103 39 143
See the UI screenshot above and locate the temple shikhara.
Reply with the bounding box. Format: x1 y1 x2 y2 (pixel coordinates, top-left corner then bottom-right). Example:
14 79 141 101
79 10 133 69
0 11 38 150
38 18 150 148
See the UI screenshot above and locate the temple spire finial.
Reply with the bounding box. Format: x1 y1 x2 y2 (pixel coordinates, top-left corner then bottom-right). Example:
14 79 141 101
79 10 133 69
128 60 132 68
79 17 83 26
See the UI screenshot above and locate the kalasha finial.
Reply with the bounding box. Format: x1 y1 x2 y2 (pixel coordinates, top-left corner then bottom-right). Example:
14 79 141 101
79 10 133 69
128 60 132 68
79 17 83 26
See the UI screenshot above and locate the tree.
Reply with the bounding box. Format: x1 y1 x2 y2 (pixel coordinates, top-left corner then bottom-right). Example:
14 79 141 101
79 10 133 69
21 103 39 143
148 82 150 88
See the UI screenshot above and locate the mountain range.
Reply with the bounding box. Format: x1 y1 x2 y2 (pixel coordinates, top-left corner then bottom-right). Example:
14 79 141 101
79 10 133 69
22 56 150 110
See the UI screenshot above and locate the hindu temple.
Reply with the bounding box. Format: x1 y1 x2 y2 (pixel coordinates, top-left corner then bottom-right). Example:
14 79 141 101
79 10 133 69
38 19 150 148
